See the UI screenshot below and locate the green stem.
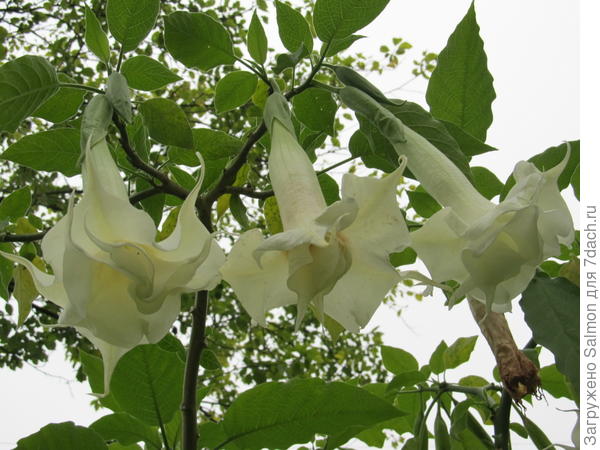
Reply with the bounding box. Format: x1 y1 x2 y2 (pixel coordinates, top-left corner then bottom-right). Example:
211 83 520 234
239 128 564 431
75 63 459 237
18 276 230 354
316 156 357 175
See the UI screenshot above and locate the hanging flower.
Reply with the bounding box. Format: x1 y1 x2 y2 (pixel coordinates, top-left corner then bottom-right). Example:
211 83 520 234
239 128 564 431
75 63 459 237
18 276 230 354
401 126 574 312
1 137 225 393
220 118 410 332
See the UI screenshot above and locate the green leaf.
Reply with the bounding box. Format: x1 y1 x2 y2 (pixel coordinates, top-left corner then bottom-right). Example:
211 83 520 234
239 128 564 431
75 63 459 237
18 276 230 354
263 196 283 235
16 422 107 450
348 129 396 173
273 45 305 74
247 11 268 65
121 55 181 92
13 262 38 326
571 163 580 200
215 71 258 114
85 6 110 63
2 128 81 176
326 35 364 56
539 364 574 400
501 140 580 199
0 55 59 132
199 348 222 371
229 194 250 230
443 336 477 370
520 274 579 398
275 0 313 55
169 166 196 191
218 379 403 449
509 422 528 439
381 345 418 375
0 242 15 300
140 98 193 149
426 3 495 141
0 187 31 222
164 12 235 71
407 190 441 218
439 120 497 157
110 344 185 426
33 74 85 123
293 88 338 135
389 247 417 267
106 72 132 123
194 128 243 160
434 410 451 450
387 371 428 391
157 333 186 362
136 178 164 227
90 413 161 448
318 173 340 205
520 415 555 450
79 350 122 411
313 0 390 42
106 0 160 52
470 166 503 200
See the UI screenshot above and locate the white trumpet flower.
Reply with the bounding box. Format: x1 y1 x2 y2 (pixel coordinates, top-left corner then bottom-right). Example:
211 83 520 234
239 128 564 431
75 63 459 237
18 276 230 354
401 127 574 312
1 138 225 393
221 120 410 332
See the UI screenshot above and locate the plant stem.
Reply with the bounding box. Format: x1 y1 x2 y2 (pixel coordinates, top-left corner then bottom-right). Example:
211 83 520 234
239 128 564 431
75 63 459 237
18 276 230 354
181 290 209 450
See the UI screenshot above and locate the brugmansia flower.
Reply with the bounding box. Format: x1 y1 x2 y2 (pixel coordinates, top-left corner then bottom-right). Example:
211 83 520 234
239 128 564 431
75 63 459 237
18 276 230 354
220 118 410 332
339 85 574 312
1 137 225 393
402 127 574 312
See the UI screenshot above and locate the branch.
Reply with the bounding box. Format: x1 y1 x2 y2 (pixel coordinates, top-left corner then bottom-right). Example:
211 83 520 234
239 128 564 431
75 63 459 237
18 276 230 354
129 186 163 204
181 290 209 450
223 185 273 199
0 232 47 242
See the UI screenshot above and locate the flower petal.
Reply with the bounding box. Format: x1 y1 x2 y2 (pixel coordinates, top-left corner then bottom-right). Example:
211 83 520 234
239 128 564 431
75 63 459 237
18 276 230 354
342 163 410 254
0 250 67 308
220 229 296 326
324 241 400 332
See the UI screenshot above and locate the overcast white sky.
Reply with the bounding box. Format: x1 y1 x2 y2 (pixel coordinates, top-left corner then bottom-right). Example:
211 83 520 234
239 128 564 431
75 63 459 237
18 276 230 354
0 1 580 448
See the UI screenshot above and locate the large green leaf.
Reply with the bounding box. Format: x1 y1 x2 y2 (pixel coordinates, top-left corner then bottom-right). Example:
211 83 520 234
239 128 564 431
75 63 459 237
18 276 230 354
2 128 81 176
121 56 181 91
140 98 193 149
16 422 107 450
426 3 495 141
0 55 59 132
164 11 235 70
313 0 390 43
215 71 258 114
85 6 111 64
275 0 313 55
247 11 268 65
106 0 160 52
293 88 338 135
439 120 497 157
520 274 579 398
218 379 404 449
90 413 161 449
110 344 184 426
194 128 242 160
380 346 418 375
33 74 85 123
443 336 477 370
501 140 580 199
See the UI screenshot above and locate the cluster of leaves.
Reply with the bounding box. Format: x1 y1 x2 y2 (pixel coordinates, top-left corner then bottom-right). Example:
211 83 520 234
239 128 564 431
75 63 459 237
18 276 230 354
0 0 580 449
